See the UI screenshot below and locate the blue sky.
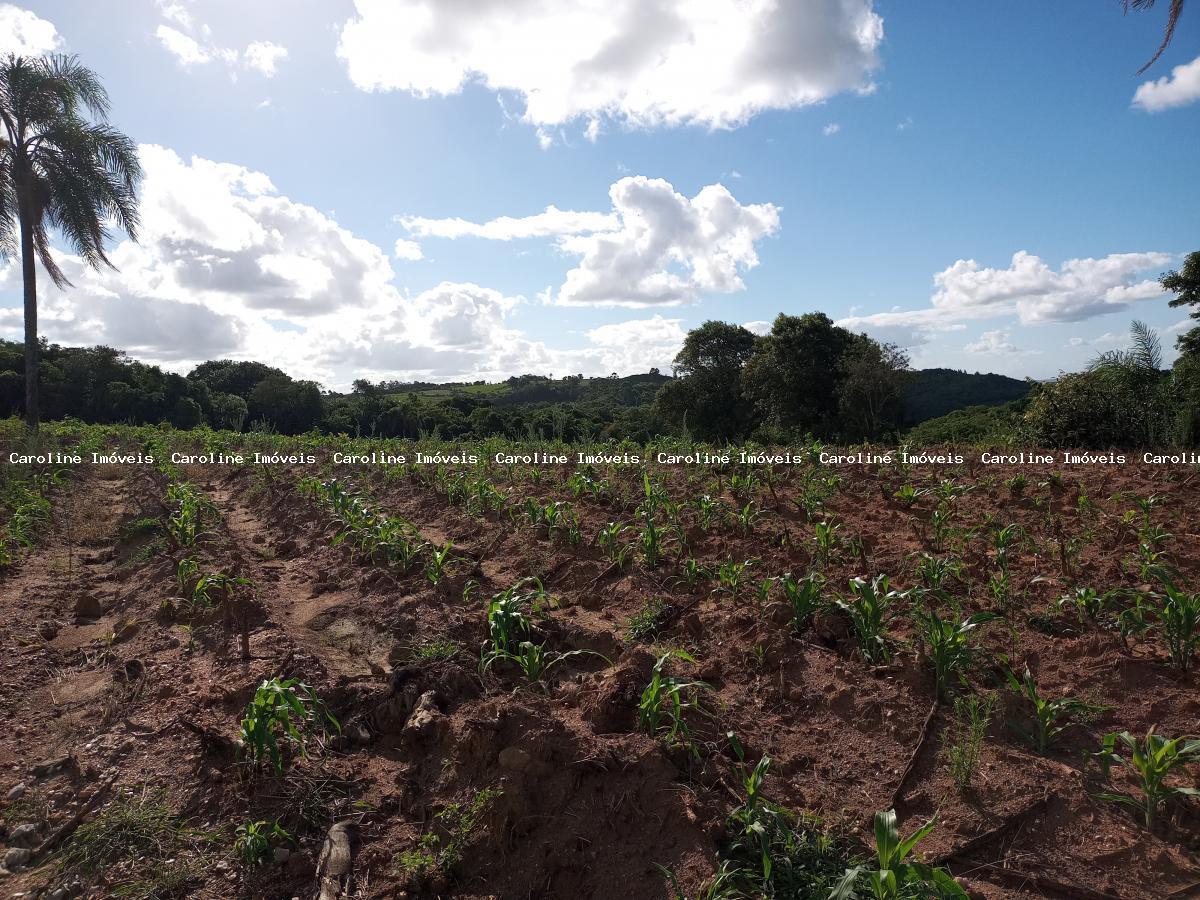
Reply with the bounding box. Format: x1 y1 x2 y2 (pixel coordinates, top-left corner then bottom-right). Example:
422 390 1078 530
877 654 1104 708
1 0 1198 389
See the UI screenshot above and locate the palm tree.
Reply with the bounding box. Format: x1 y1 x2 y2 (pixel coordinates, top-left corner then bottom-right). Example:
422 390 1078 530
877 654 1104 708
1125 0 1187 72
0 54 141 432
1087 320 1174 446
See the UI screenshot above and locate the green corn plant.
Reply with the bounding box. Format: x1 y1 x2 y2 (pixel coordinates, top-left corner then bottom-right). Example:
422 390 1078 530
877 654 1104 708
1091 728 1200 828
675 557 710 591
481 640 610 690
1155 582 1200 672
424 542 456 586
834 576 906 664
714 558 758 604
598 522 633 569
175 556 200 594
482 596 532 665
729 471 757 504
1004 666 1108 754
778 572 824 632
813 520 841 564
191 571 252 609
694 494 723 531
234 819 291 867
913 610 1001 699
914 553 964 601
891 484 926 508
639 650 709 757
1118 591 1156 648
1056 586 1125 626
736 501 759 535
831 809 966 899
1005 473 1028 496
930 501 954 553
641 515 664 568
238 678 339 775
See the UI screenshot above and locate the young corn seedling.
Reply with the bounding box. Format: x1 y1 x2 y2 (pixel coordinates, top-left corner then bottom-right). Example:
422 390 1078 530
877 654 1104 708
1056 586 1124 626
694 494 723 531
913 610 1001 699
834 576 906 664
736 501 760 535
1091 728 1200 828
668 556 710 593
700 746 858 898
830 809 967 899
891 484 926 509
424 541 456 586
598 521 634 570
639 650 709 758
482 640 610 690
239 678 339 775
778 571 824 633
234 819 291 867
714 558 758 604
1004 666 1108 754
1155 581 1200 672
813 520 842 565
641 515 665 568
913 552 964 609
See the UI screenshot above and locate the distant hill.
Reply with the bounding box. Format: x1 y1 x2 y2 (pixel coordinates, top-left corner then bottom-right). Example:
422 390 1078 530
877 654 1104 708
899 368 1031 426
385 372 671 408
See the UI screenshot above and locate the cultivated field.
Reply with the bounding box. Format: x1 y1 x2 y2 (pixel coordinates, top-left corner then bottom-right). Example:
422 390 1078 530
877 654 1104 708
1 422 1198 899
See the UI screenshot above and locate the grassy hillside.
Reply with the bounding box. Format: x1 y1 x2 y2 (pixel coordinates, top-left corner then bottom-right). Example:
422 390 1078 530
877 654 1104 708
899 368 1031 425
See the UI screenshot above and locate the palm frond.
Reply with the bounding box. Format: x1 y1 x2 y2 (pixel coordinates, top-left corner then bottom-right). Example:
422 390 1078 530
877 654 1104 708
1124 0 1187 73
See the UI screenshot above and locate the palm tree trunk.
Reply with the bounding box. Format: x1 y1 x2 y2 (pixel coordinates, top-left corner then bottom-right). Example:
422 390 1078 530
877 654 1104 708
16 181 39 433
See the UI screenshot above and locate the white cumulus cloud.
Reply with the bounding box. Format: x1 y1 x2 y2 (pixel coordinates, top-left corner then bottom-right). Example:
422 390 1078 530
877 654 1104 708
964 330 1018 355
839 250 1171 348
244 40 288 76
556 177 780 307
1132 54 1200 111
0 4 61 56
336 0 883 138
156 25 210 65
400 206 618 240
392 239 424 261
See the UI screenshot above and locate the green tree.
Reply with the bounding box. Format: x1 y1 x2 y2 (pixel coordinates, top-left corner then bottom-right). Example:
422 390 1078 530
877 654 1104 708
653 321 759 441
188 359 287 400
838 338 911 440
1162 251 1200 356
1025 321 1174 448
741 313 856 438
0 54 141 431
248 375 323 434
209 392 248 431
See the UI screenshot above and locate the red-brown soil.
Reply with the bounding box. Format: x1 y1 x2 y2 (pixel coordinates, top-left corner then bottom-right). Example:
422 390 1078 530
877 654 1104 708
1 452 1198 899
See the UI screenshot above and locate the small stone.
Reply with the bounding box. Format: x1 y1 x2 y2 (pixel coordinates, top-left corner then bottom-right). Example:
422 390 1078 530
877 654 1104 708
767 602 793 626
4 847 32 869
5 783 25 801
7 823 39 847
31 754 71 777
498 746 531 772
273 846 291 864
73 594 103 620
